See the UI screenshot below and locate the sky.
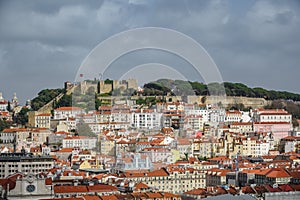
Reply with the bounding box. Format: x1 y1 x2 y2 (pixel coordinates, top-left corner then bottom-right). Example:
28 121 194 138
0 0 300 104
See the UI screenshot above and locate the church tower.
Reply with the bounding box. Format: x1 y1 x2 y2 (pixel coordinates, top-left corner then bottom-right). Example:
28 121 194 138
12 92 18 107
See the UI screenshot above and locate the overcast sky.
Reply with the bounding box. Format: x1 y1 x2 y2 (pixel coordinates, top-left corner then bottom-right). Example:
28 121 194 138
0 0 300 104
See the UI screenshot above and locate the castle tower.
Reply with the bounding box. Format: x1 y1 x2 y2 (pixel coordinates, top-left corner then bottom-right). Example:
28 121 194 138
0 92 3 102
12 92 18 107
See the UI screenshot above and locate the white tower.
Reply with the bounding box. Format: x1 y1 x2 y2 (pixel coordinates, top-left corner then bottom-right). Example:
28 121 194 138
12 92 18 107
0 92 3 102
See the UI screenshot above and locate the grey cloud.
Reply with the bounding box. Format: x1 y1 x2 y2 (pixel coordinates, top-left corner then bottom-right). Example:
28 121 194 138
0 0 300 103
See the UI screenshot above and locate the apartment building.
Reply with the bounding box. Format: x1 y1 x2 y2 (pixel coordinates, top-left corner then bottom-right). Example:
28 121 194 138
225 110 242 123
254 122 292 142
184 115 204 131
206 168 233 186
28 111 51 128
132 109 162 129
230 122 253 133
0 128 51 145
192 137 218 159
0 152 54 178
253 108 292 123
54 106 84 120
62 136 97 150
120 167 206 194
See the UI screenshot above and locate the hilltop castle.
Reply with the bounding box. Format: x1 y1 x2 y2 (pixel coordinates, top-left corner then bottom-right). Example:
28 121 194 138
65 79 138 95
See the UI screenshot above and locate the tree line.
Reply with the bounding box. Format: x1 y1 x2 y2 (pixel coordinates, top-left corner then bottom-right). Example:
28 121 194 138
143 79 300 101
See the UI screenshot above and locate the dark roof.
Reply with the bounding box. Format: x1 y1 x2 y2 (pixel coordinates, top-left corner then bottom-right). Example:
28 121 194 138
202 194 257 200
0 153 53 162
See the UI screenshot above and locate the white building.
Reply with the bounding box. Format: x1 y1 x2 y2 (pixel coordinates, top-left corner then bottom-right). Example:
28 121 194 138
242 137 270 156
62 136 97 150
0 92 8 111
35 113 51 128
111 105 131 124
253 109 292 123
56 118 77 131
185 105 209 123
141 147 173 164
76 111 98 124
225 110 242 123
255 140 270 156
131 109 162 129
184 115 204 131
0 128 15 143
0 128 51 145
54 107 84 120
0 153 54 178
209 109 226 123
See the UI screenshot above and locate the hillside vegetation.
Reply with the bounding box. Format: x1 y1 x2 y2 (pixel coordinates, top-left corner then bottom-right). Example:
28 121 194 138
31 89 64 111
143 79 300 101
30 80 300 114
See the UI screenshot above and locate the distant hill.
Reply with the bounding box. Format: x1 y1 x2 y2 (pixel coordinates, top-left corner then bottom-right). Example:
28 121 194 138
143 79 300 101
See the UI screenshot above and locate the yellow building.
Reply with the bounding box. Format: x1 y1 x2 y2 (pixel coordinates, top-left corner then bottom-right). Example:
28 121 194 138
192 137 219 159
216 132 243 158
79 160 92 170
121 167 206 194
28 111 51 128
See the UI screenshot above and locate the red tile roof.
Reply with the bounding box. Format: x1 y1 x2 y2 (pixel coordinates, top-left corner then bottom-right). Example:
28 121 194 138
122 168 169 178
134 182 149 191
184 188 206 195
87 184 118 192
82 195 101 200
145 192 163 198
279 184 294 192
54 185 88 194
57 148 74 153
56 106 82 111
266 168 291 178
99 195 118 200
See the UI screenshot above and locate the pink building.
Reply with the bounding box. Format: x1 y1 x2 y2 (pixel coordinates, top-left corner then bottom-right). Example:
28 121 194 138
253 122 292 142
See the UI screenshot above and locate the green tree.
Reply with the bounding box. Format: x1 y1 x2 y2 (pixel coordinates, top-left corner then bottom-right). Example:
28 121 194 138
95 97 102 110
104 79 113 84
31 88 63 110
7 101 12 112
0 119 9 132
136 97 146 105
292 118 299 128
13 108 30 126
55 94 72 108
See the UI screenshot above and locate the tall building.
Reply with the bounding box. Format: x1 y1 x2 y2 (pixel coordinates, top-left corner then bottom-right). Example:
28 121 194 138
0 92 8 111
0 152 54 178
11 92 18 108
132 109 162 129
